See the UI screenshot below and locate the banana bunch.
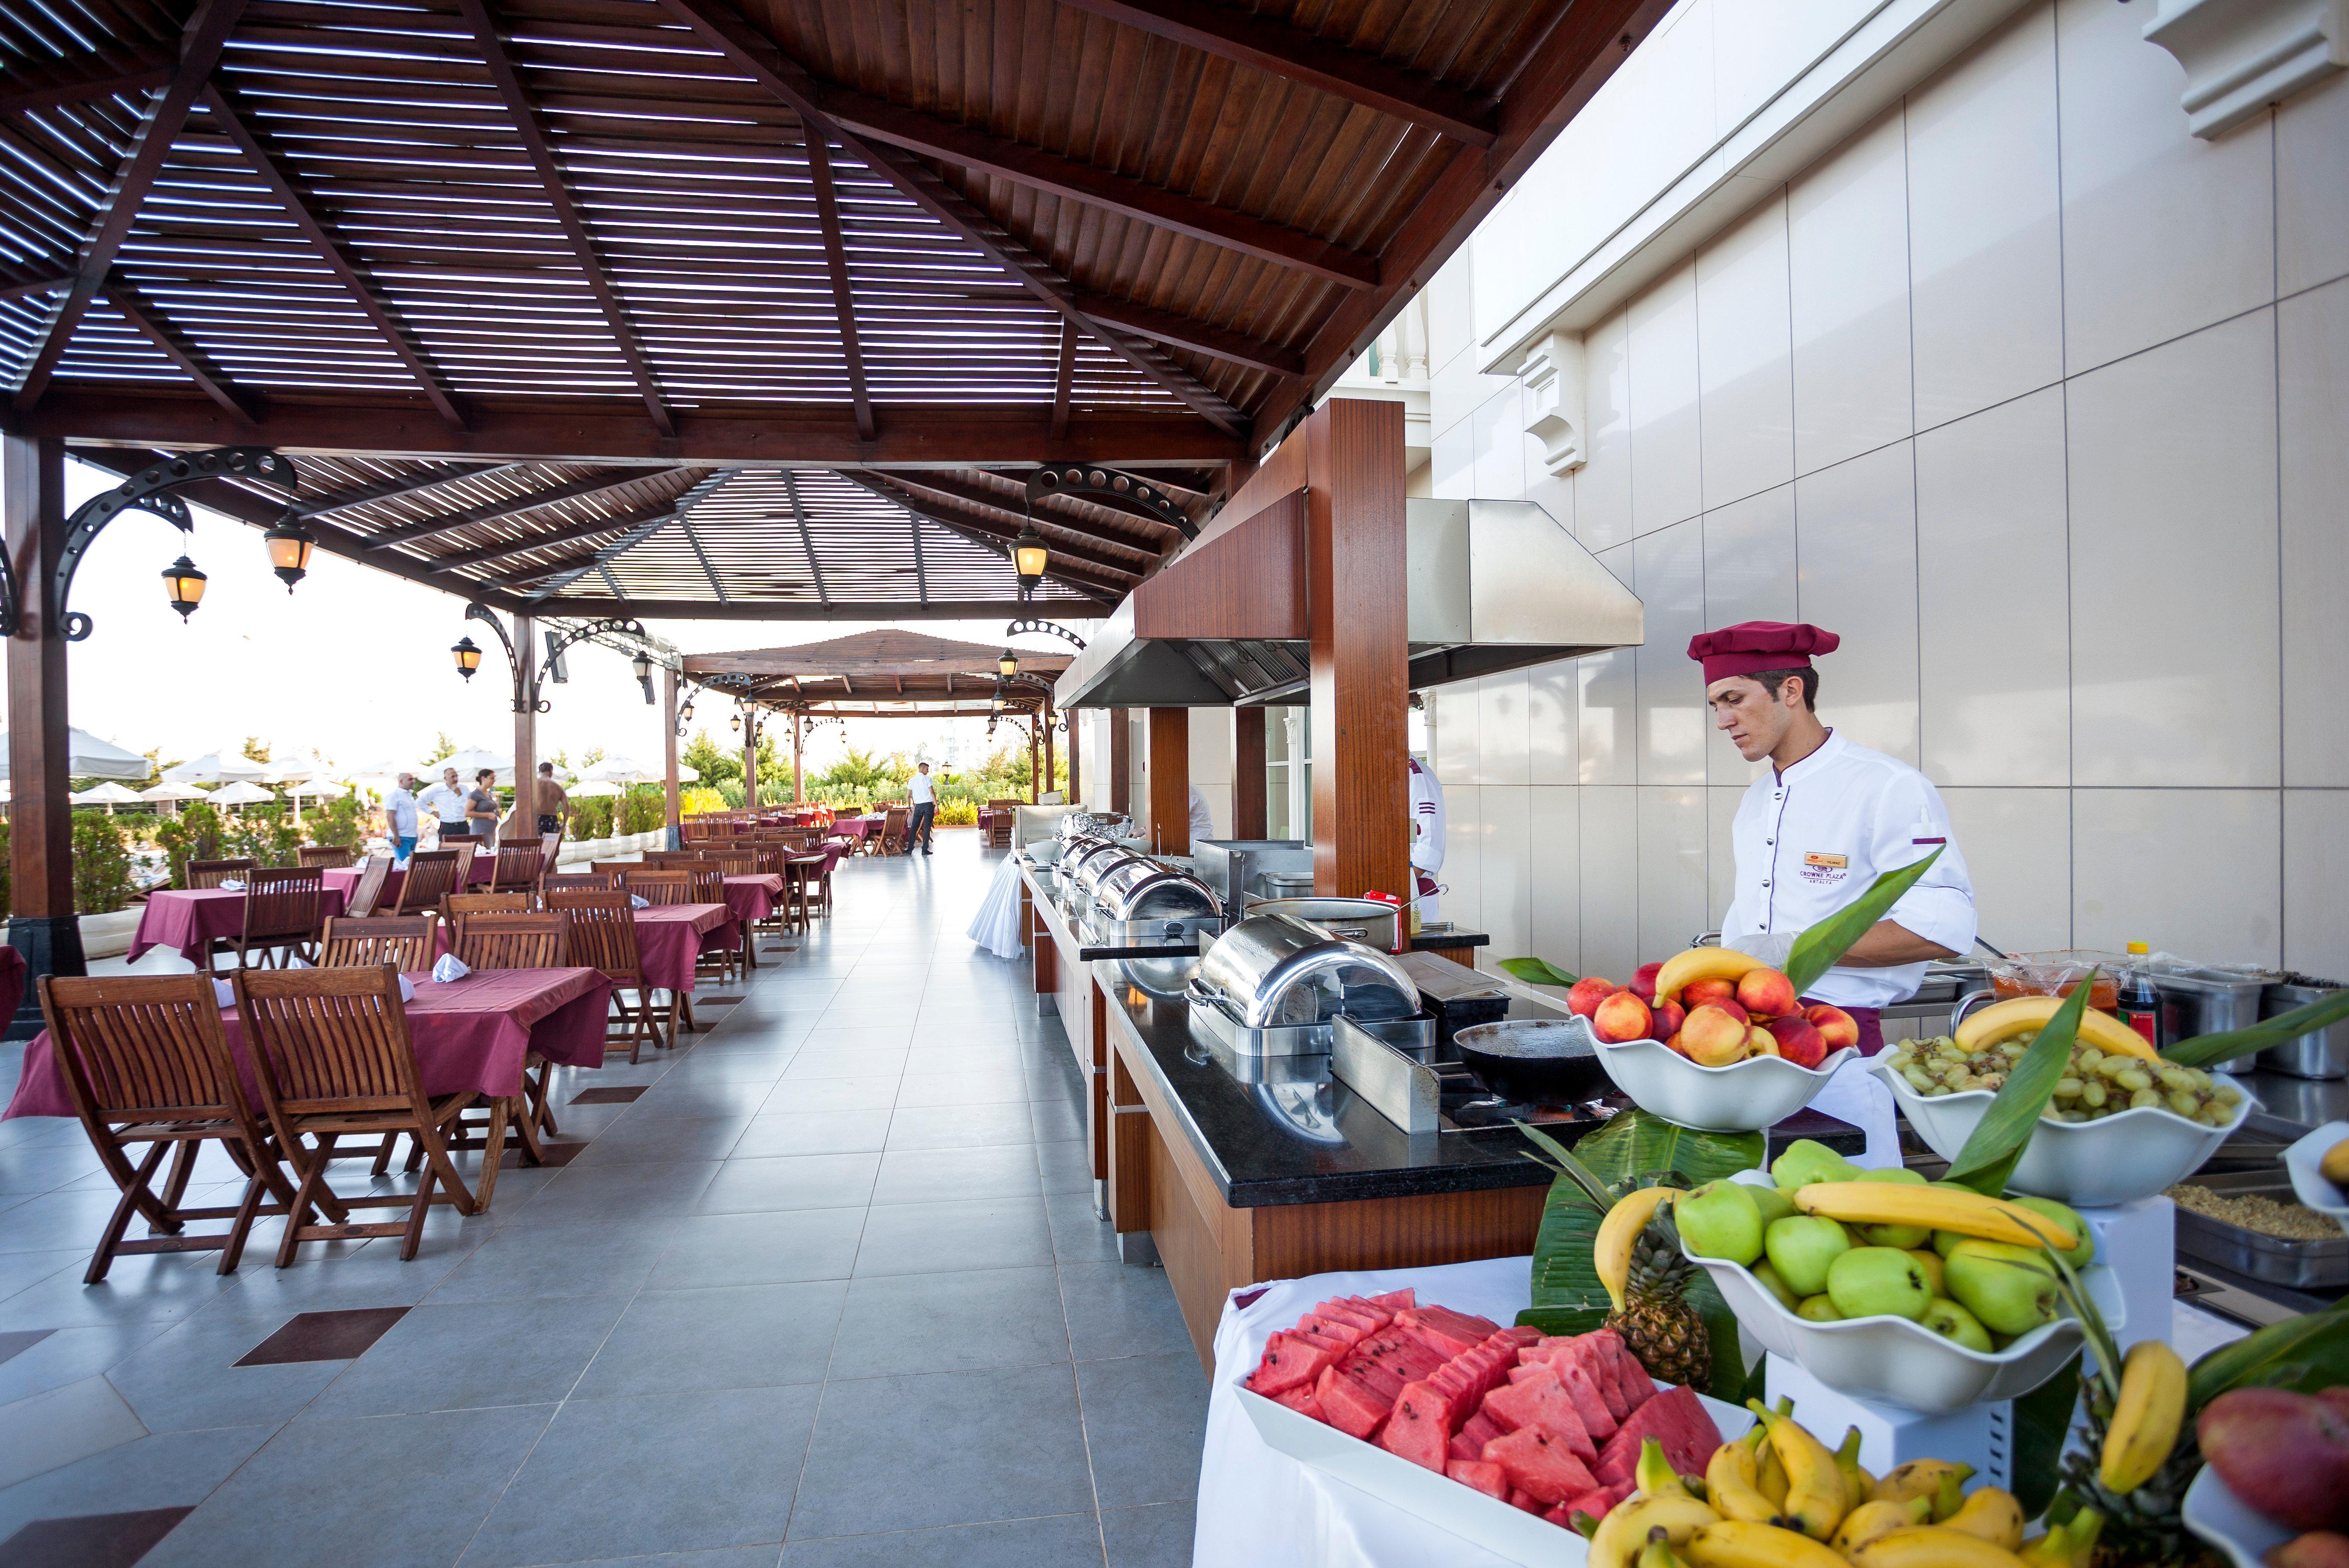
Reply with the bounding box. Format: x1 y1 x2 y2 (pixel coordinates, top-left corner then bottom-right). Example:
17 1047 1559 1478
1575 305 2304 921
1587 1403 2104 1568
1789 1183 2084 1253
1953 996 2160 1065
1653 947 1765 1001
1594 1185 1680 1310
2097 1340 2187 1496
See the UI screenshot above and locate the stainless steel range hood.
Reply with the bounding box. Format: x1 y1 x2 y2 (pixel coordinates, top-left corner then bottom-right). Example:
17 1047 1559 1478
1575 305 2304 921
1054 497 1644 708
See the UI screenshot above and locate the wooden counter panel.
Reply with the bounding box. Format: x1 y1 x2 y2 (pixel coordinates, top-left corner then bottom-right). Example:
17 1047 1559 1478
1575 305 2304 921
1148 1123 1249 1370
1251 1187 1546 1282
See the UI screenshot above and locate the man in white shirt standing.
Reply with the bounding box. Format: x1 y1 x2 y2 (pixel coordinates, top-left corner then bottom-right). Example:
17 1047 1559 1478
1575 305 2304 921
418 765 468 846
384 772 422 866
907 762 935 855
1694 621 1977 1165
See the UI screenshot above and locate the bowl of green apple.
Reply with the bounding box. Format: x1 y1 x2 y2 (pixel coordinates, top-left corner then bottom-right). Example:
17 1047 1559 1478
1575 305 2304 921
1672 1142 2125 1413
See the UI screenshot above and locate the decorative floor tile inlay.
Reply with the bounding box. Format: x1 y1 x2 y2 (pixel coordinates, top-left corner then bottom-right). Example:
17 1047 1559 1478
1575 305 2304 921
568 1086 650 1105
0 1330 55 1368
0 1506 193 1568
235 1307 412 1366
504 1141 589 1168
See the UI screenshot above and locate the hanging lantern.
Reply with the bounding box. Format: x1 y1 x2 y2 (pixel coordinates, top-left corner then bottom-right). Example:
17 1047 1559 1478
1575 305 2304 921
261 507 316 591
1012 521 1047 596
161 555 207 621
451 635 484 679
998 647 1019 679
730 711 742 733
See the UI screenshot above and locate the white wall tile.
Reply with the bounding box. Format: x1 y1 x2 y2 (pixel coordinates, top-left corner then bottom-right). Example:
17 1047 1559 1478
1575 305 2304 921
1629 260 1705 533
1529 785 1582 973
1529 659 1579 787
2073 789 2282 966
1707 785 1746 930
2277 72 2349 297
1697 192 1795 509
1635 519 1708 785
1427 248 1475 384
1478 671 1531 788
1789 106 1914 475
2054 0 2274 374
2280 277 2349 786
1795 443 1921 765
1915 387 2070 787
1480 786 1533 965
1579 787 1641 982
1442 784 1483 932
1188 707 1231 787
1577 313 1635 551
1432 679 1479 787
1711 0 1883 135
1941 787 2071 952
1701 483 1798 783
1907 2 2065 429
1429 420 1474 501
2067 312 2280 787
1472 386 1527 500
1638 787 1712 961
1523 428 1576 532
2283 790 2349 982
1581 647 1638 787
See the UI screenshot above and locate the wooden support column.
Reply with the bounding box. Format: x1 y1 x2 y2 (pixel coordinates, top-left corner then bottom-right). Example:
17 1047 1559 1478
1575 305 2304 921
1233 706 1267 839
792 714 804 802
5 434 78 1039
1028 720 1040 804
1067 703 1081 801
510 612 536 837
1146 707 1190 855
1109 708 1131 814
742 714 759 810
662 669 682 848
1043 703 1056 800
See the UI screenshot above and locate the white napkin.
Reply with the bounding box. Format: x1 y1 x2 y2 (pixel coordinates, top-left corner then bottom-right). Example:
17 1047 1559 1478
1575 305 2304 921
213 978 234 1007
431 954 471 983
399 974 417 1002
630 894 650 909
218 878 246 891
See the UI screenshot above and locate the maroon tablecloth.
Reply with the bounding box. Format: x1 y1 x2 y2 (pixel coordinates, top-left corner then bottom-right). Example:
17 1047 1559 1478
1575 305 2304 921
722 873 782 924
632 903 732 992
3 966 614 1120
834 816 881 842
0 946 23 1032
129 887 351 965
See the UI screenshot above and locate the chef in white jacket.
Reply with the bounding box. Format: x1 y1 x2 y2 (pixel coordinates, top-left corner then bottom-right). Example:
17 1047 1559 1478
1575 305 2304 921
1692 621 1977 1165
1408 755 1445 921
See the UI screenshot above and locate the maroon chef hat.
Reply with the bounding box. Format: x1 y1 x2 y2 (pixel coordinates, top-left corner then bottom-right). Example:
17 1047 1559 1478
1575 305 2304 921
1687 621 1840 685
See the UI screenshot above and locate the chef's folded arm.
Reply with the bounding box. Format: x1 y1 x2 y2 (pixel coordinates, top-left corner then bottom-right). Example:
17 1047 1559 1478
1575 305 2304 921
1839 777 1977 969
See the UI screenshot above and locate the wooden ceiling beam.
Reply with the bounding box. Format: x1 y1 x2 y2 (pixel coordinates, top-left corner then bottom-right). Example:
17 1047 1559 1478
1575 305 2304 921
1070 291 1302 376
523 598 1108 622
0 48 176 114
1050 322 1076 441
780 472 831 606
427 497 685 568
202 79 470 430
1053 0 1498 146
882 471 1164 562
11 0 249 414
804 134 874 443
366 467 678 549
521 468 737 598
292 461 529 518
840 471 1133 596
101 276 261 424
0 269 74 302
455 0 674 437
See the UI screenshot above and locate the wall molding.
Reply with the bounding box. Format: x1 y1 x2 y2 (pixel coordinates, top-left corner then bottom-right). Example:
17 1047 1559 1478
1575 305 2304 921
2142 0 2348 137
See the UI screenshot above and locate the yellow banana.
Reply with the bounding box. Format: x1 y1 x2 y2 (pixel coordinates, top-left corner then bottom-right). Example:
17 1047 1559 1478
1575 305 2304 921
1831 1497 1933 1557
1941 1487 2025 1551
2016 1509 2103 1568
2098 1340 2188 1495
1848 1525 2031 1568
1682 1519 1848 1568
1704 1433 1783 1526
1932 1473 1968 1526
2321 1136 2349 1186
1834 1426 1876 1502
1654 947 1764 1002
1874 1460 1974 1511
1791 1184 2082 1252
1746 1401 1845 1540
1637 1435 1692 1499
1597 1186 1680 1310
1587 1494 1722 1568
1955 996 2160 1064
1757 1429 1790 1510
1638 1529 1691 1568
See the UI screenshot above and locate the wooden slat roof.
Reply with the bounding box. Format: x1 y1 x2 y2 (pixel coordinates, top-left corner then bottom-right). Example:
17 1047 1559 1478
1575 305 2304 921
685 628 1070 712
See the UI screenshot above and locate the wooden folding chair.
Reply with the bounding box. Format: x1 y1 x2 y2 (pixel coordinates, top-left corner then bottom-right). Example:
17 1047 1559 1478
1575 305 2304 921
622 867 692 905
489 842 543 896
342 855 392 918
877 808 908 856
542 871 612 896
297 845 354 869
448 911 570 1159
444 839 479 890
389 848 460 917
185 857 255 889
236 966 497 1263
703 850 754 877
220 866 327 971
641 851 697 868
547 890 666 1061
319 916 436 970
38 973 307 1282
445 892 529 924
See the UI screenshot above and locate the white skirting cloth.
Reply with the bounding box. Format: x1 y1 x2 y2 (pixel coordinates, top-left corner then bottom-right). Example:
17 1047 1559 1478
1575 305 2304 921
1809 1057 1902 1169
966 853 1026 960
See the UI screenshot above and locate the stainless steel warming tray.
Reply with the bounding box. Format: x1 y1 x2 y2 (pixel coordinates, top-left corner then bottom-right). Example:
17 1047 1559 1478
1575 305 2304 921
1066 841 1143 900
1185 913 1431 1059
1087 860 1224 948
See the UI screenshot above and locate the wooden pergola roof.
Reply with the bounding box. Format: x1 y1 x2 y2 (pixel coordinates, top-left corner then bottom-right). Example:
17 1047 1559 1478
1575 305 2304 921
684 627 1070 714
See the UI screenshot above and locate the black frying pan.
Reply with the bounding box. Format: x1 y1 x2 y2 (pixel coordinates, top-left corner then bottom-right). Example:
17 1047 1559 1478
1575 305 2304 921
1451 1019 1612 1106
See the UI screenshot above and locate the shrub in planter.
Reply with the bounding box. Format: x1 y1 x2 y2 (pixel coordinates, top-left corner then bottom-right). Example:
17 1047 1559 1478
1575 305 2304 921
937 798 978 826
309 793 365 851
72 812 138 914
152 802 225 887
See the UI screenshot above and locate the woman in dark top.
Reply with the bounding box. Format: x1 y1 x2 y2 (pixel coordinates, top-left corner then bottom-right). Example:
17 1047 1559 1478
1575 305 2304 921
465 768 503 839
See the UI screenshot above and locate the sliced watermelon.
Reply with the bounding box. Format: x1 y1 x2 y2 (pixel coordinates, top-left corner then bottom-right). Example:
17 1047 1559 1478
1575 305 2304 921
1587 1330 1653 1411
1294 1316 1363 1350
1378 1382 1453 1473
1369 1288 1416 1310
1507 1488 1543 1514
1395 1305 1502 1360
1501 1324 1545 1348
1271 1383 1324 1421
1551 1490 1612 1529
1481 1368 1598 1462
1551 1357 1618 1441
1447 1459 1509 1500
1507 1362 1550 1385
1593 1385 1722 1486
1482 1426 1601 1505
1246 1331 1335 1396
1315 1365 1393 1439
1450 1409 1505 1462
1569 1341 1630 1421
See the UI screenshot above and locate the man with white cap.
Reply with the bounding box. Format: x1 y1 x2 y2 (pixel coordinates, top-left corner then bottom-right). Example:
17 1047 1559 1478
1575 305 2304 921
1690 621 1977 1165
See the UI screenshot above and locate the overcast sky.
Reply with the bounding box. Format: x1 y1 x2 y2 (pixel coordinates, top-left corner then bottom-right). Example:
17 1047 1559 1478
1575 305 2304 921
52 454 1070 783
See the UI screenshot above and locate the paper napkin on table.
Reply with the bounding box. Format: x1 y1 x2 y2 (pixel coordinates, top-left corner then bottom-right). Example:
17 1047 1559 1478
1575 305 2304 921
218 879 246 891
630 894 650 909
430 955 470 983
398 974 417 1002
213 979 235 1007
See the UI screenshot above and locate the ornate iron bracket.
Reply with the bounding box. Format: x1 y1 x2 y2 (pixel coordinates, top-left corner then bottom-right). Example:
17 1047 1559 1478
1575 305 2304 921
1003 617 1086 651
56 447 295 641
1024 465 1197 540
0 545 18 638
467 602 646 713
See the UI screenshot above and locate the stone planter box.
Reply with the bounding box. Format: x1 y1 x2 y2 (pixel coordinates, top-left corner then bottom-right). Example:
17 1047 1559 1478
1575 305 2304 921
79 907 145 960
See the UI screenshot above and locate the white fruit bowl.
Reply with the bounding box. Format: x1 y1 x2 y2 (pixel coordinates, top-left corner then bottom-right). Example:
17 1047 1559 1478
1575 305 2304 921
2181 1464 2293 1568
1680 1175 2124 1412
2281 1121 2349 1223
1590 1026 1858 1133
1870 1058 2254 1208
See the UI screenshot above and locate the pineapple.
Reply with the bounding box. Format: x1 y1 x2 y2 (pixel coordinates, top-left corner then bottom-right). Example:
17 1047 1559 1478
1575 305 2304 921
2053 1376 2206 1568
1606 1204 1713 1392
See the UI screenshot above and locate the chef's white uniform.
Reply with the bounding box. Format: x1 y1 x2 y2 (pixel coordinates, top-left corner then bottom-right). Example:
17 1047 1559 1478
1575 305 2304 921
1720 730 1977 1166
1408 756 1445 920
1187 785 1215 848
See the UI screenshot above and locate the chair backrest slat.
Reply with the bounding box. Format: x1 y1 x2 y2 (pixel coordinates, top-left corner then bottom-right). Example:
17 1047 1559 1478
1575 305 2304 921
543 871 611 895
235 966 423 1114
39 973 242 1120
186 858 255 889
445 892 529 919
319 916 435 971
454 911 567 970
297 845 354 869
490 843 543 892
543 889 641 978
242 866 325 943
392 850 461 916
622 868 693 906
344 855 392 918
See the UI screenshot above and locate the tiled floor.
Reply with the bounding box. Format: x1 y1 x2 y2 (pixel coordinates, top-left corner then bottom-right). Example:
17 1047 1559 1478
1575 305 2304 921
0 843 1204 1567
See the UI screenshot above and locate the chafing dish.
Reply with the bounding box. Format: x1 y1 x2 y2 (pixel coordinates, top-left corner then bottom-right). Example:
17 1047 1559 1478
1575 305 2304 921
1065 840 1142 900
1190 838 1311 924
1186 913 1432 1059
1059 811 1133 841
1089 860 1223 946
1248 896 1403 953
2170 1169 2349 1288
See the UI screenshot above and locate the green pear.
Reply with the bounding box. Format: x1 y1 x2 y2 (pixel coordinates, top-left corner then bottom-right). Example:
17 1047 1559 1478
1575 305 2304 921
1943 1239 2061 1336
1677 1180 1765 1266
1764 1215 1852 1298
1772 1139 1861 1190
1851 1167 1932 1248
2007 1196 2095 1262
1796 1294 1845 1322
1747 1184 1799 1228
1751 1259 1802 1312
1907 1249 1947 1298
1933 1229 1966 1260
1921 1298 1995 1352
1826 1246 1933 1322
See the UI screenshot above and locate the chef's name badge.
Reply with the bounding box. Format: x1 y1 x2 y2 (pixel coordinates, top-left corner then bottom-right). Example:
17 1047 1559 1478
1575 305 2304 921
1800 851 1849 885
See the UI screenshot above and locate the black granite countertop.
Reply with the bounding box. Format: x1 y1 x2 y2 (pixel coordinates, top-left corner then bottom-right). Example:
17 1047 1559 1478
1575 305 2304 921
1022 862 1202 960
1411 928 1490 949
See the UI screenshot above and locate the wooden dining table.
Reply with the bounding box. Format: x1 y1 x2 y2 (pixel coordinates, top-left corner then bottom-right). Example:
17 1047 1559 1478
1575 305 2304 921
127 886 350 966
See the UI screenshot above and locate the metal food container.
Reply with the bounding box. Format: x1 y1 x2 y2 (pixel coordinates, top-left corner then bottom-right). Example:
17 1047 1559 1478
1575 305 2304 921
2258 976 2349 1079
1245 896 1403 954
2170 1170 2349 1288
1189 838 1310 923
1254 871 1316 902
1186 913 1430 1059
2152 965 2274 1073
1066 841 1142 899
1094 860 1221 924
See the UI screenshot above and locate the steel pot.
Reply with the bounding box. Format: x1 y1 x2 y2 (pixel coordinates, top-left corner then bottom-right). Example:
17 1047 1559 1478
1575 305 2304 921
2257 978 2349 1079
1451 1019 1610 1106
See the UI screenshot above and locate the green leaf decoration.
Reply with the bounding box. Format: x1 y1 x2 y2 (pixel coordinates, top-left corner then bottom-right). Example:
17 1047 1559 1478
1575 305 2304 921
1940 974 2095 1198
2010 1353 2083 1522
1781 845 1944 997
1573 1108 1765 1190
1499 956 1579 988
2188 1300 2349 1413
2162 987 2349 1069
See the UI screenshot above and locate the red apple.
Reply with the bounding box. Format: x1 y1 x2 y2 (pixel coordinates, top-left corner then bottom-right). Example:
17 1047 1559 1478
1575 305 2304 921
1593 990 1654 1044
2270 1532 2349 1568
1651 1000 1686 1041
2199 1388 2349 1531
1681 1005 1751 1067
1765 1014 1828 1069
1735 967 1798 1019
1566 977 1617 1019
1804 1004 1861 1053
1682 977 1738 1010
1629 961 1664 1003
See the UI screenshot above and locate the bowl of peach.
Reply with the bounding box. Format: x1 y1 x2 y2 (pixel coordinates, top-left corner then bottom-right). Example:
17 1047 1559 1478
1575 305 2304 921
1565 953 1859 1132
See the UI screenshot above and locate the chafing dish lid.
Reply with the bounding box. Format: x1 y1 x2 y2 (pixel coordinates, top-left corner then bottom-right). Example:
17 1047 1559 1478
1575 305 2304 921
1067 842 1142 893
1193 913 1420 1029
1096 860 1220 922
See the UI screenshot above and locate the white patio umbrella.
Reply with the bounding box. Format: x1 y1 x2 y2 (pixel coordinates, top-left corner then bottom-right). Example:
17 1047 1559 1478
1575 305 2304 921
71 781 143 814
163 751 272 785
586 755 657 783
208 781 277 813
0 726 150 781
139 780 207 818
568 778 622 797
433 747 514 785
677 764 700 783
262 750 337 822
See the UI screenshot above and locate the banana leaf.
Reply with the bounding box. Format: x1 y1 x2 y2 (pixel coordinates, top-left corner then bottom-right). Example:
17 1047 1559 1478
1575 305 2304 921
1939 974 2096 1198
1573 1107 1766 1188
2187 1299 2349 1412
1781 845 1944 996
1498 956 1579 988
2010 1353 2083 1522
2162 987 2349 1069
